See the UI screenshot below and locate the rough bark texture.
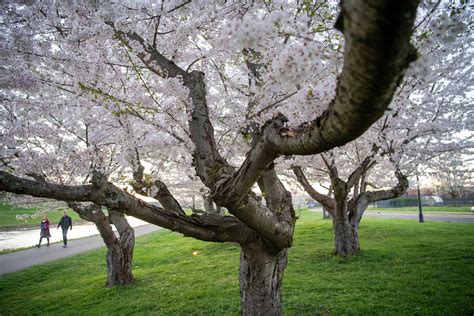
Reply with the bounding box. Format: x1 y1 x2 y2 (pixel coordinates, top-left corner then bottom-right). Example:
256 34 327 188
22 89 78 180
109 210 135 286
68 203 134 286
331 178 359 256
332 203 360 256
202 195 224 216
240 243 287 316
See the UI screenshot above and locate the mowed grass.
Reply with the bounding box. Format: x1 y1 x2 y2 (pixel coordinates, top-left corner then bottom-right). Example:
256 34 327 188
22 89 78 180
0 212 473 315
366 205 472 213
0 203 82 229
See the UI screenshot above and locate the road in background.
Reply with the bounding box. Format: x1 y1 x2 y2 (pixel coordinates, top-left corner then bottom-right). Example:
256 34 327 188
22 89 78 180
309 208 474 223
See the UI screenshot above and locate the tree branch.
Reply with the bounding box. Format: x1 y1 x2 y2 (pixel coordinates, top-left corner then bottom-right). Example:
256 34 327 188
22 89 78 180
363 169 409 203
111 26 187 79
68 202 120 249
0 171 256 245
346 147 378 189
292 166 335 211
218 0 419 209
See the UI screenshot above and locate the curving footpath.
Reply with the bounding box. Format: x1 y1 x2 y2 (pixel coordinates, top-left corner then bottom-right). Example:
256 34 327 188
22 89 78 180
0 224 160 276
363 211 474 222
309 208 474 223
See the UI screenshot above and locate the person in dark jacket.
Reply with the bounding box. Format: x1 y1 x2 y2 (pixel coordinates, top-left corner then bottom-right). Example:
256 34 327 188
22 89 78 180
36 215 51 248
57 211 72 248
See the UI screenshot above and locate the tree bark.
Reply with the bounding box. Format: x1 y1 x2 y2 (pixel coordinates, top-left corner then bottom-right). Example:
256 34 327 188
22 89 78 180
68 203 134 287
332 195 360 257
108 210 135 286
239 243 287 316
332 210 360 256
0 1 421 313
215 204 224 216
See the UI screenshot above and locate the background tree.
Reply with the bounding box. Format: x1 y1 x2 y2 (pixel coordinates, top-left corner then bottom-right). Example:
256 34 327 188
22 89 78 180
285 0 473 256
431 153 474 200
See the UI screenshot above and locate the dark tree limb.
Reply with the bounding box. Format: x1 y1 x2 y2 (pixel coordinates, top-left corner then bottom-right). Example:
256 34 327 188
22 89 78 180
363 169 409 204
292 166 335 211
151 179 186 216
0 171 256 245
346 150 378 189
348 169 409 223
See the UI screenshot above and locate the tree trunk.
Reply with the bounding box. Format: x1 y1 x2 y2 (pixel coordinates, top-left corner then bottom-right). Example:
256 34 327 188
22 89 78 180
331 183 360 256
203 195 224 216
332 214 360 256
108 210 135 287
68 203 134 287
239 244 287 316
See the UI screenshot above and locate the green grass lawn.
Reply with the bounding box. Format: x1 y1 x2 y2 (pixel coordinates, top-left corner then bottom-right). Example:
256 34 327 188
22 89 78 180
0 212 473 315
0 203 82 229
366 205 472 213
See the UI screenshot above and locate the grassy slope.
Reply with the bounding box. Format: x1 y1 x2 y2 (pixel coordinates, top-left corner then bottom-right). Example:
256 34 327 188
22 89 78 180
0 203 82 228
0 212 473 315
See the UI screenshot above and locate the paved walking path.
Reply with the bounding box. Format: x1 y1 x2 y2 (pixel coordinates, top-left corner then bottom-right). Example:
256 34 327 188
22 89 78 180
0 224 160 276
310 208 474 223
364 211 474 222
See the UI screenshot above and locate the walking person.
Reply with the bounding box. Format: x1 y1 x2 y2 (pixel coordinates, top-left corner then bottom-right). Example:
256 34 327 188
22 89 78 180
57 211 72 248
36 215 51 248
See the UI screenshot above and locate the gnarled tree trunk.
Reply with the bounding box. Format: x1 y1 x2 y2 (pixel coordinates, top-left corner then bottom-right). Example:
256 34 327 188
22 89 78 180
108 210 135 286
332 197 360 256
332 212 360 256
240 243 287 316
68 203 134 287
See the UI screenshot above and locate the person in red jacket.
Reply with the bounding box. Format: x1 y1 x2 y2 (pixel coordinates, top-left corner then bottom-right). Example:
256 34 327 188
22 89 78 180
36 215 51 248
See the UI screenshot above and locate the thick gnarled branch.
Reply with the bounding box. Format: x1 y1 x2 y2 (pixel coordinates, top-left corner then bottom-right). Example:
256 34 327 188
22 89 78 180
0 171 256 245
292 166 335 211
349 169 409 223
347 153 378 190
219 0 419 212
104 0 420 251
363 169 409 203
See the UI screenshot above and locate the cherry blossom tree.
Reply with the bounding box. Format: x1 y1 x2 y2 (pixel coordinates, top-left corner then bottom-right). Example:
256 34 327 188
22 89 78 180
431 153 474 199
0 102 139 286
0 1 424 314
288 0 473 256
290 132 409 256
